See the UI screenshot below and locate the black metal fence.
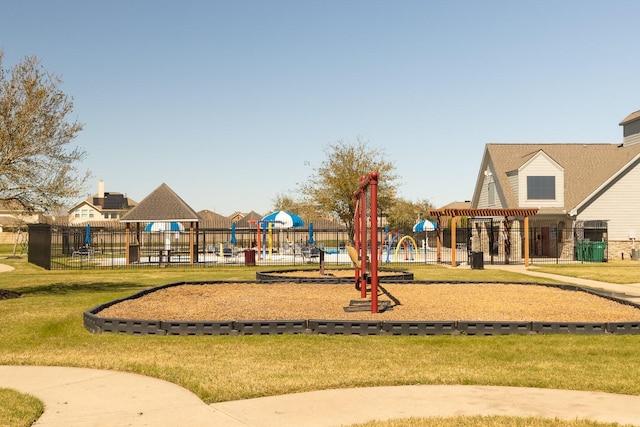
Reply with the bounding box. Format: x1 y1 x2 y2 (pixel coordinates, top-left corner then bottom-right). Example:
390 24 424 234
28 220 609 270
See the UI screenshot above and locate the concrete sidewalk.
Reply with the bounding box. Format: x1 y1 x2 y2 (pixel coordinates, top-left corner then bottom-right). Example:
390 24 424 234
2 366 640 426
484 264 640 304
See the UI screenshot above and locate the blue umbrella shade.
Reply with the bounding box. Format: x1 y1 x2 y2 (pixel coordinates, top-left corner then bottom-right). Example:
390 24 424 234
144 222 185 232
308 222 314 244
261 210 304 228
230 222 237 244
85 223 91 245
412 220 437 233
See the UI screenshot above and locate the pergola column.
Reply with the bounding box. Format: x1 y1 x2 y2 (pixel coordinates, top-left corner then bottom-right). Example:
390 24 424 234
450 216 457 268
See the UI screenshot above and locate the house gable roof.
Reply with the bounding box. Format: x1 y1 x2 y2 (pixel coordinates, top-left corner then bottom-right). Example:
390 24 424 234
518 150 563 173
68 199 100 213
475 143 640 211
620 110 640 126
120 183 199 223
236 211 263 228
570 153 640 216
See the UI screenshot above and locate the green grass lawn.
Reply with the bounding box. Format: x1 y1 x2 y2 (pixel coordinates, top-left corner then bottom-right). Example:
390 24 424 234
533 260 640 284
1 257 640 426
0 388 42 427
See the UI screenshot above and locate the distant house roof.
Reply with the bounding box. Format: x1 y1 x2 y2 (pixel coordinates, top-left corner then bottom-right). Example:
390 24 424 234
309 217 347 229
120 183 199 223
619 110 640 126
438 201 471 210
236 211 263 228
476 143 640 211
198 209 232 228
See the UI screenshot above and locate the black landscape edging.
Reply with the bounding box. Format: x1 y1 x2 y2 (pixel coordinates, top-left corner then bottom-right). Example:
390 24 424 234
256 268 414 283
83 280 640 336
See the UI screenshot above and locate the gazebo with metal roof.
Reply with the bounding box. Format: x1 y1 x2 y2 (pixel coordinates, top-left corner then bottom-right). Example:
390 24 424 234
427 208 539 267
120 183 200 265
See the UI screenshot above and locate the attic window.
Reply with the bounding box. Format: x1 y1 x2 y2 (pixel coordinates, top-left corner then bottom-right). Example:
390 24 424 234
527 176 555 200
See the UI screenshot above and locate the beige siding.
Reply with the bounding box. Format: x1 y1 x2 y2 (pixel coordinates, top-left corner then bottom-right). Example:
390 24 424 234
476 170 503 208
518 153 565 208
578 163 640 241
68 204 103 224
623 132 640 147
507 172 518 205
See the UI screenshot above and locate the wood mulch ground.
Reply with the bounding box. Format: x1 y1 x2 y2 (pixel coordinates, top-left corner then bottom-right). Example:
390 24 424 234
98 282 640 322
264 270 402 279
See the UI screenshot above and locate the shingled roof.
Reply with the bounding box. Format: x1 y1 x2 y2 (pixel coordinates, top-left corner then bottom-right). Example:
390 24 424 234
480 143 640 211
619 110 640 126
120 183 199 223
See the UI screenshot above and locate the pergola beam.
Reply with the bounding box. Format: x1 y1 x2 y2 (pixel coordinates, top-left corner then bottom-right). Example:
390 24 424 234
427 208 539 267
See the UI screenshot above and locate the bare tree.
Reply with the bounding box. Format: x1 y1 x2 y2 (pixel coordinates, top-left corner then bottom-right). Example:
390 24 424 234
299 137 398 242
0 50 88 214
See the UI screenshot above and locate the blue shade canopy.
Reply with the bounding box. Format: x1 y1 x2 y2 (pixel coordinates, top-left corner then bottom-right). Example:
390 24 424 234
230 222 237 244
144 221 185 232
261 210 304 228
85 223 91 245
308 222 314 244
412 220 437 232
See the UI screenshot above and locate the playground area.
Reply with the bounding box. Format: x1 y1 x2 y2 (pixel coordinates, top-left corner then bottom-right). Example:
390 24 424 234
95 279 640 324
86 172 640 335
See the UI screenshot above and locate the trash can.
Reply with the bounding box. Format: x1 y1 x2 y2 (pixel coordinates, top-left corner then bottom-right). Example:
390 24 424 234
577 241 591 261
591 242 606 262
128 244 139 263
244 249 256 266
633 248 640 261
471 251 484 269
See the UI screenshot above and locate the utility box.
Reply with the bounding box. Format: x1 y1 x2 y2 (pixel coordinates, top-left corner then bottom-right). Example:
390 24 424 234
632 248 640 261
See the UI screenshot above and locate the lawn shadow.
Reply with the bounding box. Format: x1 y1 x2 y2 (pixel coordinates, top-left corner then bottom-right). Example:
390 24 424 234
13 281 149 296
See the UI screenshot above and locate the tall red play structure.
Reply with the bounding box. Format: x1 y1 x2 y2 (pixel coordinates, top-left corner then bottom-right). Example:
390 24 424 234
353 171 380 313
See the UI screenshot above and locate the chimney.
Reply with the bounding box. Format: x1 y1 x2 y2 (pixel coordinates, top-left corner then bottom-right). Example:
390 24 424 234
98 180 105 198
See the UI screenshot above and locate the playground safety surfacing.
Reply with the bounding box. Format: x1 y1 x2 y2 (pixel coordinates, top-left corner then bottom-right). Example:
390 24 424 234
84 269 640 337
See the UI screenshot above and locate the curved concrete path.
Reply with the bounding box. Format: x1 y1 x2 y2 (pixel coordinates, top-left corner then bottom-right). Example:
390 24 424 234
2 366 640 426
0 263 15 273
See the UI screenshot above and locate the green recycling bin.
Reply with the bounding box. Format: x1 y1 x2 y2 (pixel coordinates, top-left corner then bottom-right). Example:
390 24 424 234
591 241 606 262
576 241 590 261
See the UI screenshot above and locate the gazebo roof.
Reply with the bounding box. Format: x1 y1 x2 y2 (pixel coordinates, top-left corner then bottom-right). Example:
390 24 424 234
120 183 199 223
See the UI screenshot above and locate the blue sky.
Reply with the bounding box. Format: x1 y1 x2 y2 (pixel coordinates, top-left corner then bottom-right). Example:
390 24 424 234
2 1 639 216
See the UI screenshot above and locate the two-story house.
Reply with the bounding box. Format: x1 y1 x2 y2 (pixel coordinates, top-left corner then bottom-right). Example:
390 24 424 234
68 180 137 224
472 110 640 261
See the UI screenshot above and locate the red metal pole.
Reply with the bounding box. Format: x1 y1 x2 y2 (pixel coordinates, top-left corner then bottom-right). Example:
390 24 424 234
353 188 361 292
359 175 367 298
369 172 379 313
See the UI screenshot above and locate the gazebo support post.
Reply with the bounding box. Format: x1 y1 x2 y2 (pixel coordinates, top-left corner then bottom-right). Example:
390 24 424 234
125 223 130 265
451 216 457 268
524 215 530 267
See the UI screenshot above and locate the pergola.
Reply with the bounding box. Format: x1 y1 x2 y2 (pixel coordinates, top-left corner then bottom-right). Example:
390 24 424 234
427 208 539 267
